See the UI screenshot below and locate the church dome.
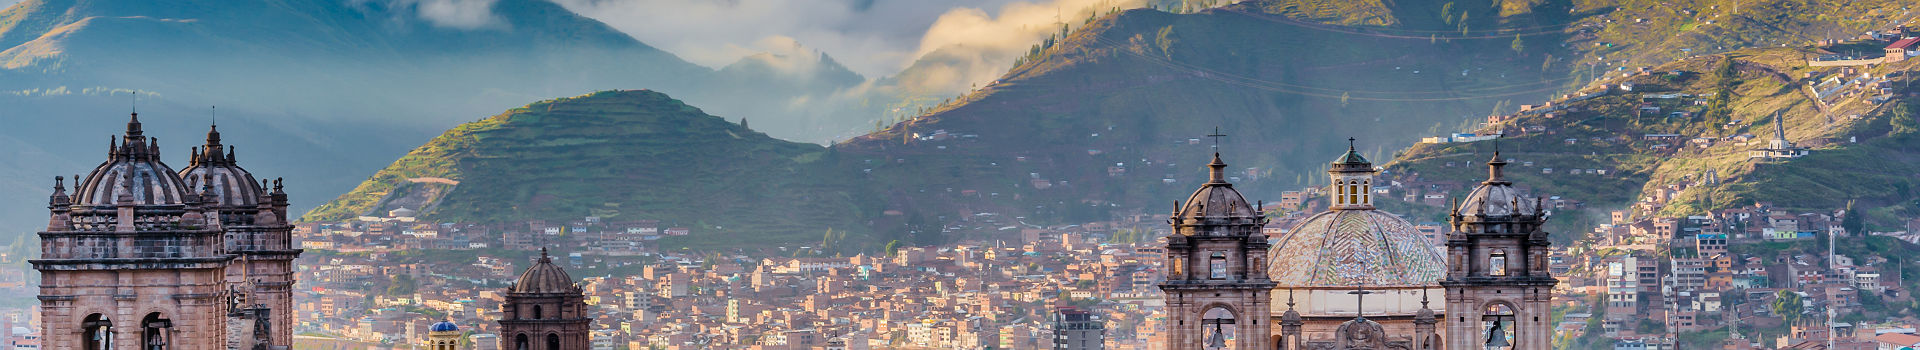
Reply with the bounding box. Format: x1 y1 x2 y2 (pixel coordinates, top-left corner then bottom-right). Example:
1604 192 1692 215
430 321 458 332
179 124 264 207
1173 153 1259 230
1267 210 1446 287
74 113 191 206
512 249 578 294
1457 153 1538 217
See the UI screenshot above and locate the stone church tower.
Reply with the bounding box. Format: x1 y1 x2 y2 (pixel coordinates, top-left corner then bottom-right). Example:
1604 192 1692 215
1158 153 1274 350
498 249 592 350
34 113 295 350
181 123 301 347
1442 151 1557 350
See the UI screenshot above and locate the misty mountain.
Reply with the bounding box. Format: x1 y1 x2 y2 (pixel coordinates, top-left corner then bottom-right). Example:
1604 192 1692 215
0 0 874 234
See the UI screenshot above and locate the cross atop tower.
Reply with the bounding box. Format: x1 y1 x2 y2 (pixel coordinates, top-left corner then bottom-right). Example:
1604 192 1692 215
1207 127 1227 154
1348 284 1374 319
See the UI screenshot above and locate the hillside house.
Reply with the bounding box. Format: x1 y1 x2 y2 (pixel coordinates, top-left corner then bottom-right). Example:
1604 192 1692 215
1886 37 1920 62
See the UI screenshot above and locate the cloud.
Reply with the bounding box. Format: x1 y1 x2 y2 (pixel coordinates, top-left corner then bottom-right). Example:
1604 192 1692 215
395 0 504 29
552 0 1146 96
902 0 1146 93
548 0 1020 77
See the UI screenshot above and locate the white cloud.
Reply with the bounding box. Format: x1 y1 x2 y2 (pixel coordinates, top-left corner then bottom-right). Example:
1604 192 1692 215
551 0 1146 96
401 0 505 30
548 0 1021 77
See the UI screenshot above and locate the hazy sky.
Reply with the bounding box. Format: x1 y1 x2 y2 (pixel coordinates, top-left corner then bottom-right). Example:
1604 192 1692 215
0 0 1143 82
549 0 1144 78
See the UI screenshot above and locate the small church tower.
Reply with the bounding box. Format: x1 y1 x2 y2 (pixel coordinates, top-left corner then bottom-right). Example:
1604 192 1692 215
427 320 461 350
1159 151 1274 350
499 248 592 350
1443 150 1557 350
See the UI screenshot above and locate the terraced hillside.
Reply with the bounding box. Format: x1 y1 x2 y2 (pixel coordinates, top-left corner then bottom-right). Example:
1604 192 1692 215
1386 47 1920 232
306 90 876 247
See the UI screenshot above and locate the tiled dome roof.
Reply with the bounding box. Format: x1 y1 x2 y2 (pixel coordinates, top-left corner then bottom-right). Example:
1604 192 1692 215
179 124 263 207
1267 210 1445 287
74 113 190 206
512 249 578 294
430 321 458 332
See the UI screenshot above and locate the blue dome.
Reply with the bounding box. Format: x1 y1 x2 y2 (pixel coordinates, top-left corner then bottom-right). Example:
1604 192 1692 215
430 321 458 332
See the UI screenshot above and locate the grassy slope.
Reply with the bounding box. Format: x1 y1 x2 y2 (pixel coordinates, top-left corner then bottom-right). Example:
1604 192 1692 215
305 90 874 247
1388 48 1920 230
831 0 1574 228
1563 0 1915 77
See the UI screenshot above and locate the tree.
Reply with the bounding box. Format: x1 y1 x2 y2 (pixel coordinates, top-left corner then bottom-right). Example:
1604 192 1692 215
1511 35 1526 54
883 240 901 256
1155 26 1177 59
1842 200 1863 235
1341 91 1352 108
387 274 417 296
1893 101 1917 135
1770 290 1804 325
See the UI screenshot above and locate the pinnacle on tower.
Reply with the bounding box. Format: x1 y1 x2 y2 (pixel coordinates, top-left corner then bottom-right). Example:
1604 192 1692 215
126 112 143 138
1485 147 1510 185
1206 152 1228 184
49 176 68 206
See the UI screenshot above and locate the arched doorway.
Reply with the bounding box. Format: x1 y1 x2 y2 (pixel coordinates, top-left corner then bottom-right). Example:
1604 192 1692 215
81 314 111 350
1201 306 1237 349
545 333 560 350
514 333 529 350
141 313 171 350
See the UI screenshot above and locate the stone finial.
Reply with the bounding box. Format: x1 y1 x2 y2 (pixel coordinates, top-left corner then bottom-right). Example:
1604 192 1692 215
49 176 69 206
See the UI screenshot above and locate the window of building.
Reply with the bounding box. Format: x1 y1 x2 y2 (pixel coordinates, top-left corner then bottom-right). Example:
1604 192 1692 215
1209 252 1228 279
1490 250 1508 276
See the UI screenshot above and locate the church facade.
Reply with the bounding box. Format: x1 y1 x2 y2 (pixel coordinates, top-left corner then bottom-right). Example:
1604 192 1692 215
33 114 300 350
1162 142 1556 350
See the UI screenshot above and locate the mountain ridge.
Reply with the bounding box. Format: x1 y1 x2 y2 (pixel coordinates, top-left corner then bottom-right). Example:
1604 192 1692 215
305 89 877 247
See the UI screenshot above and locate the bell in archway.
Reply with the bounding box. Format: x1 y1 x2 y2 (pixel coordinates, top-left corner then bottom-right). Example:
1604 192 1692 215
1206 323 1228 349
1485 321 1511 348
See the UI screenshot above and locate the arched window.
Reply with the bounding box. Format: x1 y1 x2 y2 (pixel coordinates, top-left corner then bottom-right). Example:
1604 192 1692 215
141 313 170 350
1489 250 1508 276
82 314 111 350
532 305 543 320
1209 252 1228 279
515 334 529 350
546 333 561 350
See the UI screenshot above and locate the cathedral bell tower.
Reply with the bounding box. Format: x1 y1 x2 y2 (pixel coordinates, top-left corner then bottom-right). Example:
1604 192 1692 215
1159 152 1274 350
1442 150 1557 350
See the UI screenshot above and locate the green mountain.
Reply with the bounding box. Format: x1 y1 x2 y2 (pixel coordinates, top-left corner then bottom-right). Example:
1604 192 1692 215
306 90 875 247
828 0 1579 228
1385 47 1920 232
0 0 870 235
299 0 1920 248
